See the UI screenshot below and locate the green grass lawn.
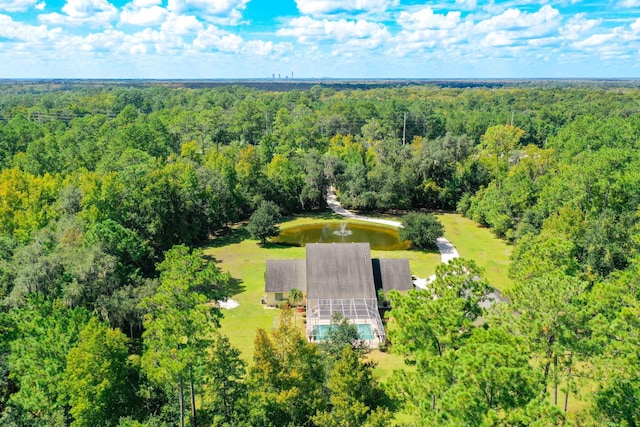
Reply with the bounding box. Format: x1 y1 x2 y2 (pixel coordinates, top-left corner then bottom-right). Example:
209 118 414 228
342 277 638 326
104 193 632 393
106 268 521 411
205 211 440 365
436 213 513 292
205 211 511 378
203 228 304 363
204 211 595 418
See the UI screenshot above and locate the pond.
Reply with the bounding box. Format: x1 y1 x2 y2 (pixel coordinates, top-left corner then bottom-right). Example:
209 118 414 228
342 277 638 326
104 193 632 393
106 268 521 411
274 221 410 251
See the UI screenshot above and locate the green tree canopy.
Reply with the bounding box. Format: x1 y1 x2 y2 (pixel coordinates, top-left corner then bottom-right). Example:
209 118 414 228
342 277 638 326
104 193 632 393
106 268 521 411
4 298 90 426
313 345 389 427
388 259 492 421
64 317 141 427
247 310 326 426
202 333 247 427
399 212 444 249
140 245 230 427
246 200 281 245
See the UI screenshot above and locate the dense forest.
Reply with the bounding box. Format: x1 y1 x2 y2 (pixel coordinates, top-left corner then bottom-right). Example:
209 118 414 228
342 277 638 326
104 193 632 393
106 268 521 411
0 81 639 426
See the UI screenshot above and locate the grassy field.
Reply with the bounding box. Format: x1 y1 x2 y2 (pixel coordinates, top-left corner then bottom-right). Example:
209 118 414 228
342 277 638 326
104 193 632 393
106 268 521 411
436 213 513 292
205 210 511 381
205 210 441 365
334 210 513 291
204 210 596 417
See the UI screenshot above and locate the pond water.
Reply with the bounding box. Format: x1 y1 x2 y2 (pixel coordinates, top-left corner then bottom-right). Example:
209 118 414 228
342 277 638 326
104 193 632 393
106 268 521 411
274 221 410 251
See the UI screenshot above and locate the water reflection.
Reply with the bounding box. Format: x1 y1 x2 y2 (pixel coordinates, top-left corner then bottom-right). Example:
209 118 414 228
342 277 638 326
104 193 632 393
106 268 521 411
274 222 410 251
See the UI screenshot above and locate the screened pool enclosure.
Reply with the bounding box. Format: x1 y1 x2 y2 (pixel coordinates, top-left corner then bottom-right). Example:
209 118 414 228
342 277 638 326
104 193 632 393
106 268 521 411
264 242 413 348
306 298 386 347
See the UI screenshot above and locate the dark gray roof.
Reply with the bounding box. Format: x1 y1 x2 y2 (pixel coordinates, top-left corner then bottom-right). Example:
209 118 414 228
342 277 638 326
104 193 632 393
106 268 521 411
373 258 413 292
265 260 306 293
305 243 376 299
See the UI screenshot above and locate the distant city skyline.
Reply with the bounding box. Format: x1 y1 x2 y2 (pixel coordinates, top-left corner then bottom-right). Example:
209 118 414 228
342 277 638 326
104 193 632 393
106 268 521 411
1 0 639 79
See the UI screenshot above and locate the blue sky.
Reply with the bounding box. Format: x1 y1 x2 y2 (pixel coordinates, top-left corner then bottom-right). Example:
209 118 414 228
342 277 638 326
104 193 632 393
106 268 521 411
0 0 639 78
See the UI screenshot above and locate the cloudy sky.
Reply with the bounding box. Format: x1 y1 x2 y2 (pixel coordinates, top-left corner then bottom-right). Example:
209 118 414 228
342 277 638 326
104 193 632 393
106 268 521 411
0 0 639 78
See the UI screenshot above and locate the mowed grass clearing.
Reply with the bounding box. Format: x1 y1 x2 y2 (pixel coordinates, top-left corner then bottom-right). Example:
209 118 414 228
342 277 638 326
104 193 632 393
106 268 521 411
436 212 513 292
343 210 513 291
205 211 511 382
204 211 440 367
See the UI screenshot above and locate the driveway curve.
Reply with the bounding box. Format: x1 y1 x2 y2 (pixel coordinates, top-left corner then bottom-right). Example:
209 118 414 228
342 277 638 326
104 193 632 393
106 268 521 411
326 187 460 266
326 187 508 306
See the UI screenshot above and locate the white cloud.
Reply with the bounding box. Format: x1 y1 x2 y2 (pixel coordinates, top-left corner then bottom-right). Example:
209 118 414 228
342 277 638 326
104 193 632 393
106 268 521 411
455 0 476 9
39 0 118 27
390 22 473 55
391 6 471 55
481 31 515 47
59 26 188 54
35 1 45 9
73 29 127 51
167 0 249 24
120 0 167 26
568 16 640 56
277 16 390 54
559 13 601 40
390 5 569 58
160 13 202 34
0 0 40 12
294 0 398 16
475 5 560 35
193 25 243 52
572 32 616 48
619 0 640 7
120 6 167 26
129 0 161 7
475 5 561 47
125 27 186 53
242 40 293 56
398 7 461 30
0 13 62 45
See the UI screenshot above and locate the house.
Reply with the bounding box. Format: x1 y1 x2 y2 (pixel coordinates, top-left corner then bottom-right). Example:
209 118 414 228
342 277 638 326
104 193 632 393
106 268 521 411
264 242 412 347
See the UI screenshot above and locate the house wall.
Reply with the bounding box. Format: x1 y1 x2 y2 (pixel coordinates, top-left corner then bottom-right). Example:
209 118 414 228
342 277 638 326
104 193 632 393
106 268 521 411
265 292 286 307
265 292 307 307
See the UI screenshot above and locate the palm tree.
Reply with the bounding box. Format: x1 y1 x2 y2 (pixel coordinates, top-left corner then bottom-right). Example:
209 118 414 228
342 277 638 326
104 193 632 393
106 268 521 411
289 288 304 325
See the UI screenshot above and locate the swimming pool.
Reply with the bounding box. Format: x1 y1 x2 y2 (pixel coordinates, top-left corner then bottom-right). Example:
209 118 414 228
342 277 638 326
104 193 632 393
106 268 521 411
312 323 376 341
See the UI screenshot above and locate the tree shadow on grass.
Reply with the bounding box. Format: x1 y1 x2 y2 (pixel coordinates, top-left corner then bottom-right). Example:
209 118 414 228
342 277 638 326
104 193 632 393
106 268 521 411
260 242 302 250
207 226 251 248
412 246 441 256
224 277 245 297
379 392 402 415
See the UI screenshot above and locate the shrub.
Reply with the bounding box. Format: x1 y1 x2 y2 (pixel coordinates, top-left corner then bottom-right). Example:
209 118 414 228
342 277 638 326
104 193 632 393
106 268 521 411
399 212 444 249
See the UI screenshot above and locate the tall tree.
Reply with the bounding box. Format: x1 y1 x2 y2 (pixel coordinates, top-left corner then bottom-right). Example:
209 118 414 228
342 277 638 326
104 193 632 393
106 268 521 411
313 345 389 427
202 333 247 426
320 311 367 359
399 212 444 249
64 318 141 427
387 259 492 419
140 245 229 427
3 299 90 426
479 124 524 184
430 326 546 426
587 259 640 425
247 310 326 426
246 200 281 245
508 273 589 409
